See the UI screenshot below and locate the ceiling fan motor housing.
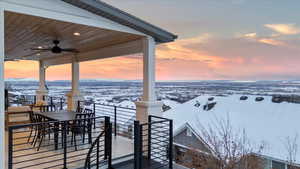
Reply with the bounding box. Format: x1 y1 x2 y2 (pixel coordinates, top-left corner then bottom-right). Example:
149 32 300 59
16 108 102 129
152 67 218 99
52 46 62 53
52 40 62 53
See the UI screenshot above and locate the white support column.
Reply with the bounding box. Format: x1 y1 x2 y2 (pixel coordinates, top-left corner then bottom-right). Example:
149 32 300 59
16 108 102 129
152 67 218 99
0 8 5 169
36 60 48 102
67 59 82 111
135 37 163 123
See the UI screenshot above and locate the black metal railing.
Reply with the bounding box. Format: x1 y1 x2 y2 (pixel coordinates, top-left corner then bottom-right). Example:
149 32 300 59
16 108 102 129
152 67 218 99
134 115 173 169
85 119 112 169
8 116 112 169
78 101 136 139
9 95 67 110
44 96 67 110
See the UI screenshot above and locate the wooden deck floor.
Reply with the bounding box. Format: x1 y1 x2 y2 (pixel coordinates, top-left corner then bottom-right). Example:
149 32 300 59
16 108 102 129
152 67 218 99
6 130 134 169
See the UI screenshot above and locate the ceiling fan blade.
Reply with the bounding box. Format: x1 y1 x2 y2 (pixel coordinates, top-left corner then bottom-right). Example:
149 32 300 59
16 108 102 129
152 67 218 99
30 48 52 51
4 58 19 62
61 48 79 53
21 51 48 58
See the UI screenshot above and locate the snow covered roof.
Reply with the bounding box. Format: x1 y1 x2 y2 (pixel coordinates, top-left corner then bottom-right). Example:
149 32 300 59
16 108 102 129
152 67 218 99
164 94 300 164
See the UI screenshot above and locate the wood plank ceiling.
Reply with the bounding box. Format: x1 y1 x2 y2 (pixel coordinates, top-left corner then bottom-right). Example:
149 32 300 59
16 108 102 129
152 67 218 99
4 11 142 61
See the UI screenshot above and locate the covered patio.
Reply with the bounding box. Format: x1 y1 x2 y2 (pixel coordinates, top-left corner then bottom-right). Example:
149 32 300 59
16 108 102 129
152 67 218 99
0 0 177 168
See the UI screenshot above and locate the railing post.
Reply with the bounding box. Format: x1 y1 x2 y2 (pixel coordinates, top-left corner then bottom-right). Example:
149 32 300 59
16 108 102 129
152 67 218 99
5 89 8 110
108 123 112 169
93 103 96 129
77 100 81 112
169 120 173 169
8 127 13 169
96 138 100 169
34 95 36 104
114 106 117 136
93 103 96 114
60 97 63 110
134 121 142 169
50 97 54 111
148 116 152 160
50 97 53 105
104 116 110 159
63 121 68 169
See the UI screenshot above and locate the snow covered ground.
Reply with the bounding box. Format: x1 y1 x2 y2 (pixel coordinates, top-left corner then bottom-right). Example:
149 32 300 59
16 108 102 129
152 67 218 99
164 94 300 164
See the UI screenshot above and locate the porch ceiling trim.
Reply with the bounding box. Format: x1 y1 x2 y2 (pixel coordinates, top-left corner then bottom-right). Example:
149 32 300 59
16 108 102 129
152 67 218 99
62 0 178 43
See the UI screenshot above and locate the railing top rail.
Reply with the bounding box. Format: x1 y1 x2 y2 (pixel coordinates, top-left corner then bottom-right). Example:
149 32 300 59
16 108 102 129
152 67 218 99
149 115 171 121
79 100 136 111
140 119 171 127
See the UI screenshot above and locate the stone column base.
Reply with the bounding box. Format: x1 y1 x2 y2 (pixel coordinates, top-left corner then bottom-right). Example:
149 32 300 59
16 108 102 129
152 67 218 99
36 89 48 102
135 101 163 123
66 91 83 111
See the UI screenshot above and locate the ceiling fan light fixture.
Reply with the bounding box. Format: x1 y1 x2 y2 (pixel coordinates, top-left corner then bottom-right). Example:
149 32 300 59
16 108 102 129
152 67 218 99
73 32 81 36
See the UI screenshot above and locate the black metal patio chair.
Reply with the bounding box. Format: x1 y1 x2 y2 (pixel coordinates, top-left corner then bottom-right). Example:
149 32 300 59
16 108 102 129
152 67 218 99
84 108 96 129
32 113 55 151
70 113 93 150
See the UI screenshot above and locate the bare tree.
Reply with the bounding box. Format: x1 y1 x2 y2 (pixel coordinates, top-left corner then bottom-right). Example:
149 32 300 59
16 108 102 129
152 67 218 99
181 116 265 169
284 134 299 169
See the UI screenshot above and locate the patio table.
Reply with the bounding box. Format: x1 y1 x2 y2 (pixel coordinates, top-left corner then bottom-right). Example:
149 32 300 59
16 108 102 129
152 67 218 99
36 110 92 150
36 110 77 121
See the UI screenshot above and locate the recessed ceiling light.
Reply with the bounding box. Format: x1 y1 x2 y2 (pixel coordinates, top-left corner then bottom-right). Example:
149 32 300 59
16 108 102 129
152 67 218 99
73 32 81 36
38 46 43 49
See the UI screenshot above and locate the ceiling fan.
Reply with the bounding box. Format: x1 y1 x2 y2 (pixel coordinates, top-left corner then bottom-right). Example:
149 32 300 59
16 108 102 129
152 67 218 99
31 40 79 54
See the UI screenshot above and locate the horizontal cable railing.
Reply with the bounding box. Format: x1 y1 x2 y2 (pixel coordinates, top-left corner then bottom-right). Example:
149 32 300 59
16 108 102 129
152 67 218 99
78 101 136 139
8 116 112 169
134 115 173 169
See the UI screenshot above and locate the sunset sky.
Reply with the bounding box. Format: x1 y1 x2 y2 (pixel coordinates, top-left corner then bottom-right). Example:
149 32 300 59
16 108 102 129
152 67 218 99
4 0 300 81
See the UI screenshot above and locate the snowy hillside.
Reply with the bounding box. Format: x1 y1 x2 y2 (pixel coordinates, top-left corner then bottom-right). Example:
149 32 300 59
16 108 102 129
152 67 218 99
164 94 300 164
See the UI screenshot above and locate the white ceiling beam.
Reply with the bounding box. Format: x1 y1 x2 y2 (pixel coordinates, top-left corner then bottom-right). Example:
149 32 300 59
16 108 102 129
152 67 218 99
42 39 143 67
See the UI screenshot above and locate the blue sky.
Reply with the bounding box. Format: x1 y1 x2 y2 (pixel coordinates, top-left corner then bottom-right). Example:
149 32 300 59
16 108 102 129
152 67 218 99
103 0 300 39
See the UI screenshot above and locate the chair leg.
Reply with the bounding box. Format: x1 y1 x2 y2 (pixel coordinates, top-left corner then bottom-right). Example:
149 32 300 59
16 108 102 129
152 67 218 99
61 131 64 148
74 134 77 151
93 118 96 129
82 132 85 143
31 129 37 145
33 131 40 147
37 134 44 151
48 129 51 140
71 132 74 145
27 127 33 143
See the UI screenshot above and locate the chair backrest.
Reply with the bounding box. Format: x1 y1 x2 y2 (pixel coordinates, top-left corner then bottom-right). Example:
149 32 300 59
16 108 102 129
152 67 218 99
77 107 84 113
74 113 93 128
40 105 56 112
34 113 44 123
83 108 93 114
29 111 36 123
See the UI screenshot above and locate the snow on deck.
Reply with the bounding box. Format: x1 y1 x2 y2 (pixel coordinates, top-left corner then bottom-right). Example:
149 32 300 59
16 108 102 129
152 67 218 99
164 94 300 164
